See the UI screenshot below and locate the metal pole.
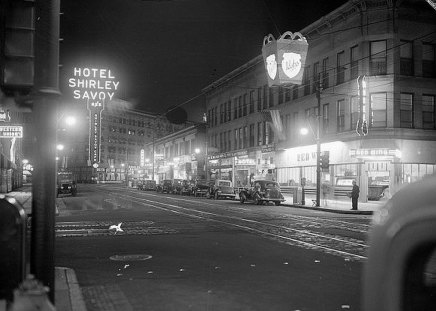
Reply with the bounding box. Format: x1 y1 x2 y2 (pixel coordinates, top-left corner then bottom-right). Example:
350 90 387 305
31 0 60 303
152 129 155 182
205 139 208 181
315 80 322 207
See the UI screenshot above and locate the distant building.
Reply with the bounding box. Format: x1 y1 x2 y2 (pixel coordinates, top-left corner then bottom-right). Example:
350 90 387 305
144 123 206 183
23 98 185 184
202 0 436 202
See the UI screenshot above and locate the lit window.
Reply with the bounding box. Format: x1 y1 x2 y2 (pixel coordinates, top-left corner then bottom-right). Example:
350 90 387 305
370 93 387 128
423 95 435 129
400 93 414 128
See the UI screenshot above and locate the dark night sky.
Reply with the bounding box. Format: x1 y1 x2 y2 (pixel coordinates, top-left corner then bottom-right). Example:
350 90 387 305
59 0 347 115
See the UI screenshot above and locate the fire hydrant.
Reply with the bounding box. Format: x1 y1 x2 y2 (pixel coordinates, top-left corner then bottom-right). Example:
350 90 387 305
10 274 55 311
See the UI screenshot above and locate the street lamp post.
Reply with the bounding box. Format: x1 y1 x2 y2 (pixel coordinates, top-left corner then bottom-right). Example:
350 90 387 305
315 81 322 208
300 81 322 207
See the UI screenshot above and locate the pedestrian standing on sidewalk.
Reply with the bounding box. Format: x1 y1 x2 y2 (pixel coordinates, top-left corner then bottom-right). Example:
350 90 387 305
351 180 360 210
321 181 330 207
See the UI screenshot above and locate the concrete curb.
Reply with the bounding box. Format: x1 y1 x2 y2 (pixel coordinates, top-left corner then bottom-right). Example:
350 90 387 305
57 267 87 311
65 268 87 311
281 203 374 215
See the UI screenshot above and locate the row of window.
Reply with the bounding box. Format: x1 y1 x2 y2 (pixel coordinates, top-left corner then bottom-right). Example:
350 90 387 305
155 139 197 160
208 121 275 152
105 116 152 128
207 40 436 129
107 126 150 136
207 93 436 153
102 136 144 146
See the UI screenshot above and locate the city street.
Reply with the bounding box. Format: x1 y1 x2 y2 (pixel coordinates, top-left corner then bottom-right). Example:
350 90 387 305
55 183 372 311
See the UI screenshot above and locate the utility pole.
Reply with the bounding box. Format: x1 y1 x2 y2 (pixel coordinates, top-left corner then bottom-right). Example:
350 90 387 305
315 80 322 207
31 0 60 303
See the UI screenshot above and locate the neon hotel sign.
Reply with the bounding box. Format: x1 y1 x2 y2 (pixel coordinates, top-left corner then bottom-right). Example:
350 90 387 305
68 67 119 102
69 67 119 166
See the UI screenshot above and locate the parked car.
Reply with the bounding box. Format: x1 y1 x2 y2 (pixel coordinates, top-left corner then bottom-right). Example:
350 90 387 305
207 179 236 200
57 170 77 197
180 180 195 195
171 179 184 194
156 179 173 193
192 179 211 197
239 180 285 205
137 180 145 190
142 179 157 191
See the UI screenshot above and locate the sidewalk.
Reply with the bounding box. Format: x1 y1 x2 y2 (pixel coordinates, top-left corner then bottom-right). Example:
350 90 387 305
2 185 87 311
280 192 383 215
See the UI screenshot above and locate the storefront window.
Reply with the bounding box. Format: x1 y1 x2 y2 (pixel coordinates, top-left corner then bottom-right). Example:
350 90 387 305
277 167 300 185
335 163 358 177
400 163 436 184
302 166 316 186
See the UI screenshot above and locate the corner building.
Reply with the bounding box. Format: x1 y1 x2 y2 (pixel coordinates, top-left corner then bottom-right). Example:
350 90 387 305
203 0 436 203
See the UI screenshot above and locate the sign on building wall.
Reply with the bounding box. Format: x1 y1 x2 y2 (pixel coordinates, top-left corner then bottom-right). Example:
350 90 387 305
68 67 119 166
262 31 308 87
0 126 23 138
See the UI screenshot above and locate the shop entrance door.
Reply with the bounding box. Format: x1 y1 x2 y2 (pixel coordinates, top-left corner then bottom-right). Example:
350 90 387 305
365 161 391 201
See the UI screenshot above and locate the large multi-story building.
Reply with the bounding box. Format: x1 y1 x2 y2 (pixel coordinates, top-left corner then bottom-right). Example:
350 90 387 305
202 0 436 202
49 98 185 183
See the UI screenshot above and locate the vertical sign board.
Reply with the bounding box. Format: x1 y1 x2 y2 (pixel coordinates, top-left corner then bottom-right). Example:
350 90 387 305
68 68 119 166
262 31 308 87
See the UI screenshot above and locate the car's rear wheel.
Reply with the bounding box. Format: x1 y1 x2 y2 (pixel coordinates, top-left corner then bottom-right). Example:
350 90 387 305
240 193 246 203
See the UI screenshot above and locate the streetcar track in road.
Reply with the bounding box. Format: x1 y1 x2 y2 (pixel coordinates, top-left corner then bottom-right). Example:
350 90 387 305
106 185 371 233
105 185 370 237
95 186 368 260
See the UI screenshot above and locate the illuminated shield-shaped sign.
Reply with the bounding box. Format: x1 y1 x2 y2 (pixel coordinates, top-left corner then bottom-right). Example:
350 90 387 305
262 31 308 86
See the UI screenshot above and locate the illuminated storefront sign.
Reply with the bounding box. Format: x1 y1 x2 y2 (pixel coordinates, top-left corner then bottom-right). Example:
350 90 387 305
262 31 308 86
350 148 399 158
208 150 248 160
0 126 23 138
235 158 256 165
261 144 276 153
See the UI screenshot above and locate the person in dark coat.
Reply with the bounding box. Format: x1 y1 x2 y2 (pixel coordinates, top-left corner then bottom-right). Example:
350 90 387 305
351 180 360 210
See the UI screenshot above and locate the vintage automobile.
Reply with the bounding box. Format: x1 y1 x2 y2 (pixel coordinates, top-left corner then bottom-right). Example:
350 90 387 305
206 179 236 200
192 179 211 197
239 180 285 206
156 179 173 193
142 179 157 191
171 179 184 194
180 180 195 195
56 170 77 197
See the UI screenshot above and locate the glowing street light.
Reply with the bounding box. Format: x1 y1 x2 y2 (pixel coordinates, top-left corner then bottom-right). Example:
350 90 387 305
300 127 309 136
64 116 76 127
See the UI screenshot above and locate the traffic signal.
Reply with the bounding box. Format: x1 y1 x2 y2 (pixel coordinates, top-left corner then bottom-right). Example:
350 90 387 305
320 151 329 172
0 0 35 95
362 120 368 136
356 119 363 136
